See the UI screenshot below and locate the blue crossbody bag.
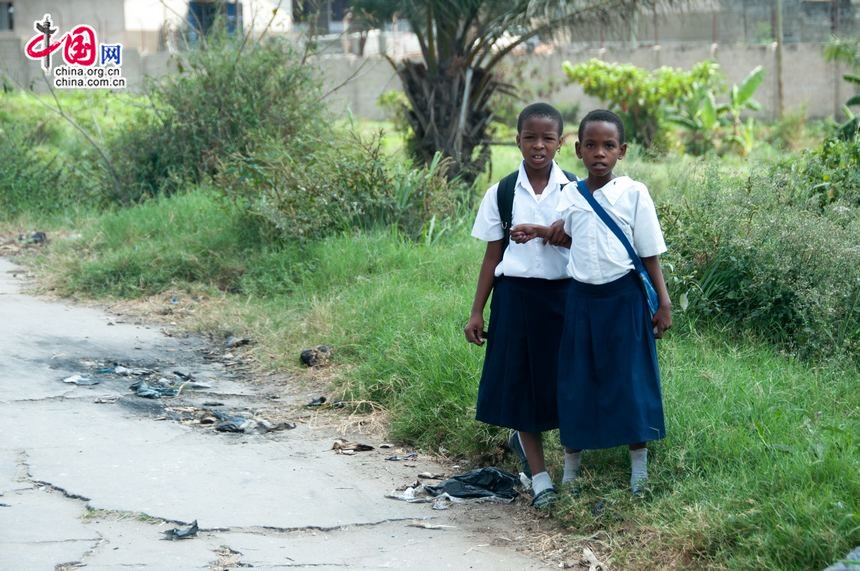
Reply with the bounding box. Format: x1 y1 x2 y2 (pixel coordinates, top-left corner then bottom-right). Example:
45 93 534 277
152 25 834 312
575 180 660 318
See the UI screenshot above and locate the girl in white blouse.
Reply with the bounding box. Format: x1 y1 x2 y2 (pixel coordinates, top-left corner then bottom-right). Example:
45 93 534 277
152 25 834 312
511 109 672 494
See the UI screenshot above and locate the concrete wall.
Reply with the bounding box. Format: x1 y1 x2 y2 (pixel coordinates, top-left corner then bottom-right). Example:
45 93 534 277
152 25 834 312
317 43 858 122
1 36 855 122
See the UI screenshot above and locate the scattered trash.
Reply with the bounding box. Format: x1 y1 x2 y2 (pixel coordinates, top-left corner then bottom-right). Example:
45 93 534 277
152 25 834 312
591 499 606 516
94 397 119 404
202 401 224 407
424 467 519 501
580 546 604 571
386 469 520 509
0 503 10 508
224 335 251 349
62 374 100 386
332 439 374 454
17 231 47 245
95 367 115 374
172 371 193 381
300 345 332 367
214 414 295 434
386 452 418 462
417 472 445 480
162 520 198 541
114 366 153 376
307 396 327 407
407 522 456 530
379 443 394 449
129 379 178 398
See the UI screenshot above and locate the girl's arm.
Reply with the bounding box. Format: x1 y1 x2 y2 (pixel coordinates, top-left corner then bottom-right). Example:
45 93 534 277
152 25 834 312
511 222 571 248
641 255 672 338
464 240 503 345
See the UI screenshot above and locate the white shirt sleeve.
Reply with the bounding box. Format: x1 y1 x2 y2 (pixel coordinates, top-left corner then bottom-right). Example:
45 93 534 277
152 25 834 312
471 184 504 241
632 184 667 257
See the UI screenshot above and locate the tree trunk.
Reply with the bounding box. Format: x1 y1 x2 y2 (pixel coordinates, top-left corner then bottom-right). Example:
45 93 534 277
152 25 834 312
396 60 496 185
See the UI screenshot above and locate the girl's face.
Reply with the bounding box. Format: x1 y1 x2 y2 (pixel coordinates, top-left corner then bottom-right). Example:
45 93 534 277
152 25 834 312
575 120 627 180
516 115 561 173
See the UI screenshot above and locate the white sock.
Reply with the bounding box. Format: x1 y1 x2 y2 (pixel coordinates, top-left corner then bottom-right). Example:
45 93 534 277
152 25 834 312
562 450 582 484
630 448 648 492
531 471 554 495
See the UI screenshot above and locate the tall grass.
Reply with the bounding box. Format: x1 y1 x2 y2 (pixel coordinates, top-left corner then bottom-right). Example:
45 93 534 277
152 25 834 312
31 186 859 569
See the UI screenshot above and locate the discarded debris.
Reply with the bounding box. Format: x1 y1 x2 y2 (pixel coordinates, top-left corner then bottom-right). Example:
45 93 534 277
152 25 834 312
62 374 100 386
386 452 418 462
332 439 374 454
214 414 295 434
94 397 119 404
581 546 604 571
307 396 327 407
224 335 251 349
407 522 456 530
129 379 177 398
417 472 445 480
162 520 198 541
202 401 224 407
300 345 332 367
114 366 154 376
17 231 47 245
424 467 519 501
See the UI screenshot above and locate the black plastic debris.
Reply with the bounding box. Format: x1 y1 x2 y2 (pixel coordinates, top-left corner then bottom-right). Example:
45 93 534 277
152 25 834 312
424 467 519 500
214 416 252 433
17 231 47 245
306 396 327 407
214 414 295 434
300 345 332 367
129 379 178 399
163 520 198 541
62 374 100 386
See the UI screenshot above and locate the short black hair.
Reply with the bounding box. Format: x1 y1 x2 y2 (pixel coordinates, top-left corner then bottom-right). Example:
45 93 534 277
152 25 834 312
517 102 563 135
578 109 625 144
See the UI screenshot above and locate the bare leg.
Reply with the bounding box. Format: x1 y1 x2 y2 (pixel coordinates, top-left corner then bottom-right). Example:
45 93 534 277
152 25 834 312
518 431 547 477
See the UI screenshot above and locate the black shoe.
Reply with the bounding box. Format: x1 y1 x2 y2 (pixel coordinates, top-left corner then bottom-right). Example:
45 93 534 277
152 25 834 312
507 431 531 479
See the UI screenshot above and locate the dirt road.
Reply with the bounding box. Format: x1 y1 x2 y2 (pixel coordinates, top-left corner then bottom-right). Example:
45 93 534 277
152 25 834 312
0 257 555 570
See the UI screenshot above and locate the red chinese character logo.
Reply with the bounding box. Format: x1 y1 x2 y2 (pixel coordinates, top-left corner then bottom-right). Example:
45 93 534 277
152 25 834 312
64 26 97 66
25 15 98 70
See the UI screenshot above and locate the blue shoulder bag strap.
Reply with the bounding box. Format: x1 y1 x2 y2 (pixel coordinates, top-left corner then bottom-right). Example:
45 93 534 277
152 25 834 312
575 180 659 316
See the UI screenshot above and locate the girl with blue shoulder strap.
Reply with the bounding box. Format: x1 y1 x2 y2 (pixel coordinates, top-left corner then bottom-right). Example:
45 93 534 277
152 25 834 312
510 109 672 495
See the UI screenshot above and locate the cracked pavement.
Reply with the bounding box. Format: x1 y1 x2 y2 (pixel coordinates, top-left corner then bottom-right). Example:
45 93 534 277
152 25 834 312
0 258 550 570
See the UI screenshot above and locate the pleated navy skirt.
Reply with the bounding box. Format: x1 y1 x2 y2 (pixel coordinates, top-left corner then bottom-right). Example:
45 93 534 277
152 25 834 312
557 272 665 449
475 276 571 433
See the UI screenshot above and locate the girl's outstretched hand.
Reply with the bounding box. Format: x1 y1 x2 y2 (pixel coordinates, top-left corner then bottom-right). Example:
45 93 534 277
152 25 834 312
464 312 485 345
652 305 673 339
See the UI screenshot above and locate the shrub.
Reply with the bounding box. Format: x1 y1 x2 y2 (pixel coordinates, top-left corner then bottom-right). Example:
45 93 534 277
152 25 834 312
109 33 321 202
217 128 469 243
563 59 722 151
662 157 860 363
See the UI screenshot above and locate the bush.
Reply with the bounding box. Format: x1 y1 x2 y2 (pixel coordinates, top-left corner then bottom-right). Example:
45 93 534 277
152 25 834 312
662 156 860 363
217 128 469 243
109 33 321 202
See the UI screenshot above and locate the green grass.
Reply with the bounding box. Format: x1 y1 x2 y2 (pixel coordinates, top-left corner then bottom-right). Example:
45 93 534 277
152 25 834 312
29 187 859 569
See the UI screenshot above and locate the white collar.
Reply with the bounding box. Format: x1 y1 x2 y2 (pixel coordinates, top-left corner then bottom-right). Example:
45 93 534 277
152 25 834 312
516 161 572 196
592 176 632 205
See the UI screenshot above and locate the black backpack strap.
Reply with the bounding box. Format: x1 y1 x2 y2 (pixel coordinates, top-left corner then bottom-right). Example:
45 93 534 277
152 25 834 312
496 171 519 253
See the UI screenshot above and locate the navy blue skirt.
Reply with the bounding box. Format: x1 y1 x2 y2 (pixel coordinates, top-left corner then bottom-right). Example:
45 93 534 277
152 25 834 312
475 276 571 433
557 272 665 449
